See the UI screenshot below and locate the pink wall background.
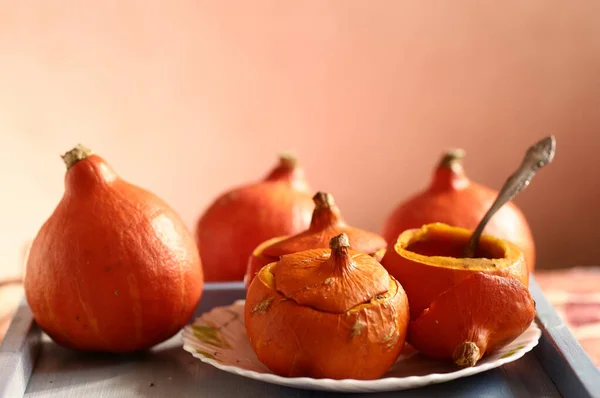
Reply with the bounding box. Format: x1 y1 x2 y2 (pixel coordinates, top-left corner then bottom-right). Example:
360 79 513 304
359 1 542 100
1 1 599 280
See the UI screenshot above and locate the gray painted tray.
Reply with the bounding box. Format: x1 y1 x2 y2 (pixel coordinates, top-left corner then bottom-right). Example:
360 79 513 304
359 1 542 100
1 277 599 397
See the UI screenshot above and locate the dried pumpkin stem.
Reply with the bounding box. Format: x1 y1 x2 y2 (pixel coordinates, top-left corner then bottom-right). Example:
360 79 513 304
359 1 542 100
329 233 353 273
309 192 344 230
278 152 298 168
312 192 335 208
439 148 466 169
61 144 94 170
453 341 480 367
330 233 350 250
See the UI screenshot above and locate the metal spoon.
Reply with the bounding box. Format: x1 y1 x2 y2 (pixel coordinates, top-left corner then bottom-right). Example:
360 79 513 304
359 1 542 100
462 136 556 258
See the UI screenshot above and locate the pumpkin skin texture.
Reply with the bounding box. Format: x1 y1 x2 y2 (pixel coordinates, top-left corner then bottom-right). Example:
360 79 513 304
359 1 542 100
408 272 536 367
381 223 528 320
24 145 204 353
196 154 314 282
244 192 387 288
244 234 409 380
381 149 536 271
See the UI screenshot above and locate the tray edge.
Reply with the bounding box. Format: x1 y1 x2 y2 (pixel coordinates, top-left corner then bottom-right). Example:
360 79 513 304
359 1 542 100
529 275 600 398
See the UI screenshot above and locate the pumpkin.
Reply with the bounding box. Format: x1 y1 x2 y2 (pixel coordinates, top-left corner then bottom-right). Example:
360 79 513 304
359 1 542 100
381 223 535 367
381 149 536 271
24 144 204 353
381 223 528 320
409 272 536 367
244 233 410 380
196 154 314 282
244 192 387 287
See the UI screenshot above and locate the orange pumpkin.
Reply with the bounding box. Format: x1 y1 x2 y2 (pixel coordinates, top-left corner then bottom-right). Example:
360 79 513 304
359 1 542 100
409 272 536 367
196 154 314 282
381 223 528 320
244 192 387 287
244 233 409 380
25 145 204 353
381 149 536 271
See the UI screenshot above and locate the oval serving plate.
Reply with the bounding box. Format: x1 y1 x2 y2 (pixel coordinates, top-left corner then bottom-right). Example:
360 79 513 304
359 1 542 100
182 300 541 393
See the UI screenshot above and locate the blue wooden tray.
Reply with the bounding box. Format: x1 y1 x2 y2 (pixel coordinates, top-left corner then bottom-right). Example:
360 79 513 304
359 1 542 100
1 277 599 397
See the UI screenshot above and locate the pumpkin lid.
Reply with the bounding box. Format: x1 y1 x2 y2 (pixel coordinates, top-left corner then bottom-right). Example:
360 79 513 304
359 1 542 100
272 233 390 313
262 192 387 257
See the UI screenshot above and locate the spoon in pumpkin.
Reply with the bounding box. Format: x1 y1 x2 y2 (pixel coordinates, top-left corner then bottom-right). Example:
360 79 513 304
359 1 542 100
462 136 556 259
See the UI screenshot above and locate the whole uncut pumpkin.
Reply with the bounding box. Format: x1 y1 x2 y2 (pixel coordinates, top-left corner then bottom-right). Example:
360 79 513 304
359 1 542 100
381 149 536 271
196 154 314 282
25 144 204 353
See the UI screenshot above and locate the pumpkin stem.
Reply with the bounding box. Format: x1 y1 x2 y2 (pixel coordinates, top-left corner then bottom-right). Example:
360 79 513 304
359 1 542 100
313 192 335 208
330 233 350 250
431 148 469 191
439 148 466 170
310 192 345 230
453 341 480 367
61 144 94 170
278 152 297 169
329 233 353 273
263 152 307 187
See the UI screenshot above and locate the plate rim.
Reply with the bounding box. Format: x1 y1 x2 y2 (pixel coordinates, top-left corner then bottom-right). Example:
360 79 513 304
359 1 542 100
182 299 542 393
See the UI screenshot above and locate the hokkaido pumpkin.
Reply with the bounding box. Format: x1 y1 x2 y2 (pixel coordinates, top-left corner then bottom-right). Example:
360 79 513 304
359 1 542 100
409 273 536 367
245 233 410 380
196 154 314 282
381 223 528 320
381 223 535 367
381 149 536 271
24 144 204 353
244 192 387 287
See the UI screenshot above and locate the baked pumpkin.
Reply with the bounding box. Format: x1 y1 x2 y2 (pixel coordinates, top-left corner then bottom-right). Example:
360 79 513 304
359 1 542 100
381 223 535 367
244 233 409 379
244 192 386 287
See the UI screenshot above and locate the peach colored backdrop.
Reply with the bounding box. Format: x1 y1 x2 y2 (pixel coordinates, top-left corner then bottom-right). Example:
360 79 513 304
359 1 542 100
1 1 599 281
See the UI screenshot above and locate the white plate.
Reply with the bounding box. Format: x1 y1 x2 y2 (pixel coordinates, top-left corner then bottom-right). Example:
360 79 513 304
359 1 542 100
182 300 541 393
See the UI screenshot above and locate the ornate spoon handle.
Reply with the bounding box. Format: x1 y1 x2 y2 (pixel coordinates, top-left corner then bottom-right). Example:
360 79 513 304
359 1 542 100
462 136 556 258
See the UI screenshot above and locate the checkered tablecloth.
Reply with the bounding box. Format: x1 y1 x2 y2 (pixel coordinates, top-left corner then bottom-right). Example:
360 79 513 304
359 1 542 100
535 267 600 368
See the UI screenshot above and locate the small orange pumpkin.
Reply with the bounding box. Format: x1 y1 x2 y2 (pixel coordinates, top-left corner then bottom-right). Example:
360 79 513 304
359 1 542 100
244 192 387 287
381 149 536 271
409 272 536 367
244 233 409 380
195 153 314 282
381 223 528 320
25 145 204 353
